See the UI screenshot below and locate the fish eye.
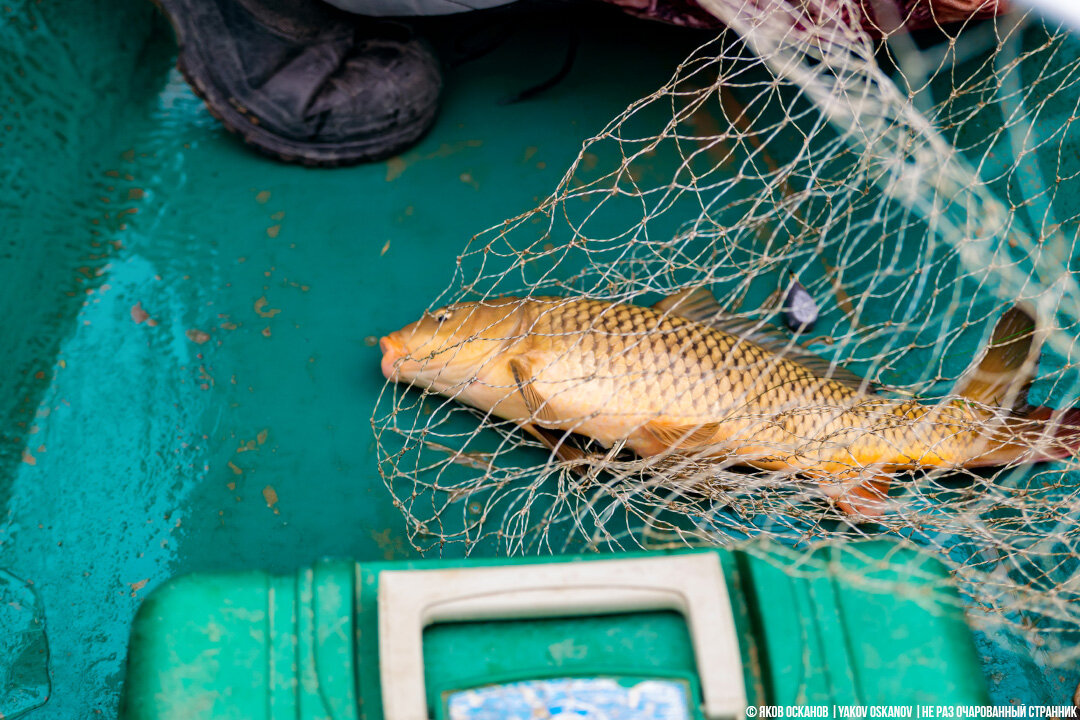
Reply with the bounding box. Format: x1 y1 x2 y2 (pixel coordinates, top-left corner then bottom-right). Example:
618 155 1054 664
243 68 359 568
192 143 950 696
432 308 453 323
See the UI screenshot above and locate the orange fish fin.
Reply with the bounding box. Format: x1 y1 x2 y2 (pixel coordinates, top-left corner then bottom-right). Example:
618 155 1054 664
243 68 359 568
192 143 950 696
965 405 1080 467
652 287 720 321
654 287 875 394
831 476 891 518
523 424 588 466
644 420 722 449
955 304 1040 410
508 357 558 424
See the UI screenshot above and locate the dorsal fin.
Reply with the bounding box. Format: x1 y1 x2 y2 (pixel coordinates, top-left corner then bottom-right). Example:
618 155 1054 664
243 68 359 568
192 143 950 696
955 305 1040 410
652 287 723 326
653 287 875 394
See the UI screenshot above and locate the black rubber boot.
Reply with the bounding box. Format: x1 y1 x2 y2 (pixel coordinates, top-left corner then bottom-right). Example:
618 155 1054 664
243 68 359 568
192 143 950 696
155 0 442 166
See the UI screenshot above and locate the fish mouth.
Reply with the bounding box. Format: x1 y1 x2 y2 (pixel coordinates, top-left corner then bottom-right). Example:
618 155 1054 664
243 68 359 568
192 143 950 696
379 334 407 380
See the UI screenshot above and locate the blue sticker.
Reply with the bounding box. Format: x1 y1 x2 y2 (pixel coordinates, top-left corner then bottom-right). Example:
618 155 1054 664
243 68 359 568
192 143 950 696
447 677 692 720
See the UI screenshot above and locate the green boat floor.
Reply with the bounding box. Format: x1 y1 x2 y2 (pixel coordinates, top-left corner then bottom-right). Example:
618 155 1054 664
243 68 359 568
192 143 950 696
0 2 708 716
0 1 1076 716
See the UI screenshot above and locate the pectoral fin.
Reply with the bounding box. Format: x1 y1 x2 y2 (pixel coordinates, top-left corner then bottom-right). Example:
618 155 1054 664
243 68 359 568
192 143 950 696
644 420 722 449
509 357 558 424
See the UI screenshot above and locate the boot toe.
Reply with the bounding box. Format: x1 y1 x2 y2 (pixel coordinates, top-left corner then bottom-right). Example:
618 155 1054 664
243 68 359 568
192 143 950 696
162 0 442 166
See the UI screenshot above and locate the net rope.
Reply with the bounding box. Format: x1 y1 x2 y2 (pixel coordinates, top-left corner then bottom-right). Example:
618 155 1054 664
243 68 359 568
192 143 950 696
373 0 1080 663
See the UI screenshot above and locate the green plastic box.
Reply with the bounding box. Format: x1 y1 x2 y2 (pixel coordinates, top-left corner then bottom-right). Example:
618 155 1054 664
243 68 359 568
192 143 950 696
120 541 989 719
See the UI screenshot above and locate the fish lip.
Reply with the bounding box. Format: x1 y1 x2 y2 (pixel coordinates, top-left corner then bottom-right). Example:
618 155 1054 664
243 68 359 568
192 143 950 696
379 334 406 380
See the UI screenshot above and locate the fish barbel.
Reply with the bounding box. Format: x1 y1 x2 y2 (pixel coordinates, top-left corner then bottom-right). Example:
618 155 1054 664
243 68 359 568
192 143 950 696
379 288 1080 515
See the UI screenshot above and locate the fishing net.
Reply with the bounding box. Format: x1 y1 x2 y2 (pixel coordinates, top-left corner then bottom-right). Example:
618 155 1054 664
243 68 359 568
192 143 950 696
373 0 1080 665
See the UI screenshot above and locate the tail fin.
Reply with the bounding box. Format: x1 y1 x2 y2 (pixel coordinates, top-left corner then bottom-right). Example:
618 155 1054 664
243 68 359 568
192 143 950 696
955 305 1080 467
965 405 1080 468
1027 407 1080 461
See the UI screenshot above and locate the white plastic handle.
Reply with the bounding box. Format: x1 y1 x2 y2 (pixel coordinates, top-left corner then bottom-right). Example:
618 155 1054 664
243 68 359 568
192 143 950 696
377 553 747 720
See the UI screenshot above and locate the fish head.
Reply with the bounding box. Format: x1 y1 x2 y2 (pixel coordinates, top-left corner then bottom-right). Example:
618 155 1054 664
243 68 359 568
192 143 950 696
380 298 525 389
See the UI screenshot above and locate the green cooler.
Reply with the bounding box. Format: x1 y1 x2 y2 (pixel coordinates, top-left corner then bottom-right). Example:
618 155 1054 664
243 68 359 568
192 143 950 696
120 540 990 719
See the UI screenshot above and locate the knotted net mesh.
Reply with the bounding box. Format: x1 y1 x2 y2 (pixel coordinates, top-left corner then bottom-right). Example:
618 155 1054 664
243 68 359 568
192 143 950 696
373 0 1080 664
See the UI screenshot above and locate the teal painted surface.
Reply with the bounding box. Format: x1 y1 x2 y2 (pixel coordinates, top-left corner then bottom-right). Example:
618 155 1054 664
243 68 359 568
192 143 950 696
0 1 1076 715
0 1 702 716
0 569 50 717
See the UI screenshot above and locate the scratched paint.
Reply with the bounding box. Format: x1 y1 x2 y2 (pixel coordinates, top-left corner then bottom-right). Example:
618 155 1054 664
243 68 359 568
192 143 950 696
0 2 707 716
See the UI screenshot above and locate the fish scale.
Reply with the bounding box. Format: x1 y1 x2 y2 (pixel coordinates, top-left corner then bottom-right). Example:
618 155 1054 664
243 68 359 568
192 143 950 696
521 297 981 469
381 292 1078 514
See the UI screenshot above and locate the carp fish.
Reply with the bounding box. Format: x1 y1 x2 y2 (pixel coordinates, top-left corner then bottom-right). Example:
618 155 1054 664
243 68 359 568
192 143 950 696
379 289 1080 516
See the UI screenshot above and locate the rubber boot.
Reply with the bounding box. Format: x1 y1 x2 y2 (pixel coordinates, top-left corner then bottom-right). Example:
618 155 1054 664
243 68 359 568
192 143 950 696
155 0 442 166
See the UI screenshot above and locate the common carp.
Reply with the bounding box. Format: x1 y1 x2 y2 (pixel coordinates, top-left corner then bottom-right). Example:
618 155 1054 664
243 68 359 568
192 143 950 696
379 289 1080 516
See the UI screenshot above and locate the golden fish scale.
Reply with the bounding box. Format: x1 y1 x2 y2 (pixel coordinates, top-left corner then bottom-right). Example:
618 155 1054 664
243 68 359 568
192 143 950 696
519 298 985 469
